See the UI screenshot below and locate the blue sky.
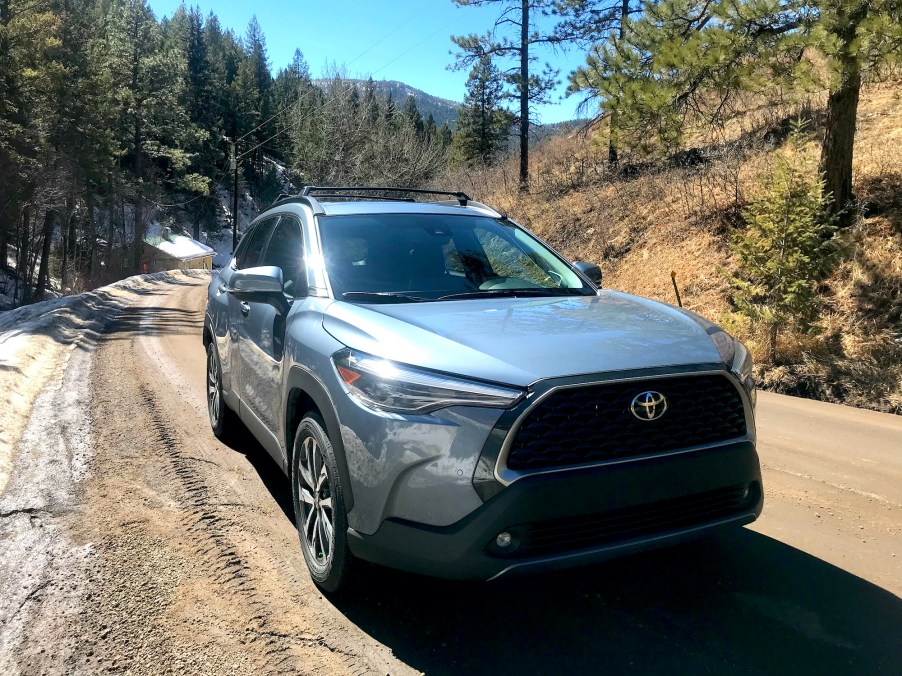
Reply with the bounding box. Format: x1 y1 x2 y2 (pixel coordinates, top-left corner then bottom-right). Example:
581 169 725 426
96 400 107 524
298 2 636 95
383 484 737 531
147 0 592 124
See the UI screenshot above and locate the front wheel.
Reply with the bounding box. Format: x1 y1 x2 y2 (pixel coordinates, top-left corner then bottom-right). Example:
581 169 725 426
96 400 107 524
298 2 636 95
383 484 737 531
291 412 353 593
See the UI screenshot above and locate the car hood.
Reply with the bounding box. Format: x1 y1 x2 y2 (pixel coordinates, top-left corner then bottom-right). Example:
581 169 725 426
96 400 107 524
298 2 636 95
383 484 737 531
322 290 724 387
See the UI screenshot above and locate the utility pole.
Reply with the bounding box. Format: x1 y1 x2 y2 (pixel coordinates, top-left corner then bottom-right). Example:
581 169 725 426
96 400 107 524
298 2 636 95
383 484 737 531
231 140 239 252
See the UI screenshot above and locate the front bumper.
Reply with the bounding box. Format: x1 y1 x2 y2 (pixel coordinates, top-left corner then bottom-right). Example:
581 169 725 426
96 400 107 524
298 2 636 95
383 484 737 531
347 440 763 580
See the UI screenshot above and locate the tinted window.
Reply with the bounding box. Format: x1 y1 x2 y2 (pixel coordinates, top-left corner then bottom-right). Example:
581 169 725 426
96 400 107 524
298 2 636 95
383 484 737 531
319 214 592 302
235 217 277 269
260 216 305 298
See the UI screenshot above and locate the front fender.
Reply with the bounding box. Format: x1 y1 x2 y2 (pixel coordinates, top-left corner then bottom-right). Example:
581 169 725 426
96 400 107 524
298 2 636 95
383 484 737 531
284 365 354 512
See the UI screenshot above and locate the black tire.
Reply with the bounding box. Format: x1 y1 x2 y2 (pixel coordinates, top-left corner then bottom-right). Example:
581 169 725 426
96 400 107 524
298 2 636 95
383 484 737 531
206 341 238 440
291 412 353 593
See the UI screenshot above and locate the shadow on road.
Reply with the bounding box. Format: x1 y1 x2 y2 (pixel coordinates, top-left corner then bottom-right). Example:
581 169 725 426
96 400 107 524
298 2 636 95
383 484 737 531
219 420 297 524
103 303 203 341
4 274 207 352
217 407 902 674
229 421 902 674
334 531 902 674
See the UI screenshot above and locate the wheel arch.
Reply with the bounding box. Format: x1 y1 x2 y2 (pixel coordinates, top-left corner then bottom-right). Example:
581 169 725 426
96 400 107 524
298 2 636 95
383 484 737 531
202 319 214 348
285 366 354 511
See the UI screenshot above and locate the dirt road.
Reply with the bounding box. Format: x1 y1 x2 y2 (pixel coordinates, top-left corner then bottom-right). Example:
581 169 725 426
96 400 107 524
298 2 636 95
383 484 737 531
1 276 900 674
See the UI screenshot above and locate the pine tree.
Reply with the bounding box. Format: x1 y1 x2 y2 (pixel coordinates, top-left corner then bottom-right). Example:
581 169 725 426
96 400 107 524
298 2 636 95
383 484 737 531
452 0 561 191
100 0 204 269
234 15 272 154
423 112 437 140
453 54 512 166
553 0 643 165
403 96 424 136
729 124 842 363
569 0 902 220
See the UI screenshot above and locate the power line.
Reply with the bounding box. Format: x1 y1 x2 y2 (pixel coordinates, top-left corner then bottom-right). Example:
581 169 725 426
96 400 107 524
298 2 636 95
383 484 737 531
144 164 231 209
236 91 307 144
371 12 466 76
346 0 439 68
235 90 343 162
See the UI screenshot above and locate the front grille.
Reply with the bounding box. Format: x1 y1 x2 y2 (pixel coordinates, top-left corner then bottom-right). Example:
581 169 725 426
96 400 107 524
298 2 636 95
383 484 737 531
506 374 746 471
496 483 759 558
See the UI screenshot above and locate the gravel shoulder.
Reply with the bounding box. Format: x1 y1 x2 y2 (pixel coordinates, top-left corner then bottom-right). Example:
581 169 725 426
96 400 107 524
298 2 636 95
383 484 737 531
1 277 900 674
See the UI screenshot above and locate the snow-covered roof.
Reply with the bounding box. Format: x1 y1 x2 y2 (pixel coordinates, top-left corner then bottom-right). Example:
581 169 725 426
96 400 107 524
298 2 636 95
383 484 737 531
146 233 215 261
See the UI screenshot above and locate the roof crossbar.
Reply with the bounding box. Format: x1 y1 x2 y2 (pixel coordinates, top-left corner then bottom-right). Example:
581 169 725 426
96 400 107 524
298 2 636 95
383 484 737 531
301 186 471 206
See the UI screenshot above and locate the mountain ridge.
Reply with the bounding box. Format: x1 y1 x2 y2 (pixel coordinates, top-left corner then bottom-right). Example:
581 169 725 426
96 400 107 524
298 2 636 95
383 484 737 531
316 78 460 127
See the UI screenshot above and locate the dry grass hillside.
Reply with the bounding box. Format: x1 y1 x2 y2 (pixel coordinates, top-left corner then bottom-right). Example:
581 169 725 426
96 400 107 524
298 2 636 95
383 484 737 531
444 80 902 414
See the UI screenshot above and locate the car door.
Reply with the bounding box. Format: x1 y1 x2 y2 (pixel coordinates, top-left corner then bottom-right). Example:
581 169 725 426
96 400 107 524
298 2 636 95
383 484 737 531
229 216 278 403
211 219 269 397
238 214 305 465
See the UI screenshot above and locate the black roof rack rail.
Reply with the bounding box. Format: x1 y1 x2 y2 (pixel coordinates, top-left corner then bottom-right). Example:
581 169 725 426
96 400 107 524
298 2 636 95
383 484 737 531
301 186 471 206
311 194 416 202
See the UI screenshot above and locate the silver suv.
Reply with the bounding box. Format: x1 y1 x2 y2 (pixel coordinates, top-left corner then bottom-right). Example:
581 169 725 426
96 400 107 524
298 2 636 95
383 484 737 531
203 186 762 592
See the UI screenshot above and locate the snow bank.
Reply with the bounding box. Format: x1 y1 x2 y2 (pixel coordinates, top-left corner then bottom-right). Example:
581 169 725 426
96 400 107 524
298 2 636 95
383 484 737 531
0 270 213 495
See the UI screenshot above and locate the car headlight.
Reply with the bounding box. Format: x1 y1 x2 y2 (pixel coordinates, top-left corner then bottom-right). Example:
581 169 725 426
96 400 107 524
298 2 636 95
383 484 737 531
332 348 525 414
711 331 756 408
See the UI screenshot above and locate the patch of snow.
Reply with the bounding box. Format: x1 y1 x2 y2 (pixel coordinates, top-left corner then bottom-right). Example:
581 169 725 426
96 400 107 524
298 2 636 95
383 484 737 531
0 270 212 496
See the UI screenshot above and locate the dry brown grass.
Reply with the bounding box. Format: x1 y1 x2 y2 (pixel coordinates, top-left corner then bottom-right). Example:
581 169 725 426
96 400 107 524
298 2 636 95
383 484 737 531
438 81 902 414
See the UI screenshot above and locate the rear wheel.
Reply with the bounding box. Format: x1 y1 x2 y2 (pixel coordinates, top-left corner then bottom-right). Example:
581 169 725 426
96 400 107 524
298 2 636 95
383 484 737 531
291 412 353 593
206 341 238 440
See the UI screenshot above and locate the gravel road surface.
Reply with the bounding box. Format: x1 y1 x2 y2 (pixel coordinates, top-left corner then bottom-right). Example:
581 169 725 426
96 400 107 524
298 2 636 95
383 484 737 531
1 275 900 674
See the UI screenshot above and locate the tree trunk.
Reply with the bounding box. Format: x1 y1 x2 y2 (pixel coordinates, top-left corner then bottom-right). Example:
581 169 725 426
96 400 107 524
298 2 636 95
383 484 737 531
819 3 869 227
133 196 144 272
518 0 529 192
35 209 56 300
61 195 74 289
607 0 630 168
0 208 8 271
14 204 28 303
819 59 860 226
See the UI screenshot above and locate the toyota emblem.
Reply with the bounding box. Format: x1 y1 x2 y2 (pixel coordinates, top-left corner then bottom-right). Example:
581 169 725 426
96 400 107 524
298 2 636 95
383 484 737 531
630 391 668 421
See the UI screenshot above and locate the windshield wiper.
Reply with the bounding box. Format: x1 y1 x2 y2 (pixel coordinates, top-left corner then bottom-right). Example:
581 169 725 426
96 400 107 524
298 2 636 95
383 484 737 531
438 288 591 301
342 291 431 304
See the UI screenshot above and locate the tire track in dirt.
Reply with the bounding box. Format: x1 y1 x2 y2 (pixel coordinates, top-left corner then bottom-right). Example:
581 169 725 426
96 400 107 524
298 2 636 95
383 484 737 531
65 285 409 675
139 388 296 673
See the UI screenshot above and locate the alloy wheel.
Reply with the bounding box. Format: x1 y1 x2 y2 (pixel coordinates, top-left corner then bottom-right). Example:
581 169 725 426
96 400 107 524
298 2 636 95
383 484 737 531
207 348 221 427
296 435 335 569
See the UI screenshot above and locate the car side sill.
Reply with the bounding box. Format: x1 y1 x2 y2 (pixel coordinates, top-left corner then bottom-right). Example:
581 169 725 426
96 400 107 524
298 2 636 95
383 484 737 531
239 399 287 472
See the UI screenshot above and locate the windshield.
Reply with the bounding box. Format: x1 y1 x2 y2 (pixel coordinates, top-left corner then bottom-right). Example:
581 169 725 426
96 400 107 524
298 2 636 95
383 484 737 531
318 213 594 302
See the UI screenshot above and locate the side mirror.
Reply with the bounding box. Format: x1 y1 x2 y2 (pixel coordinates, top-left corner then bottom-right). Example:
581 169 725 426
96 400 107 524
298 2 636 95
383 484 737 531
228 266 290 314
573 261 602 286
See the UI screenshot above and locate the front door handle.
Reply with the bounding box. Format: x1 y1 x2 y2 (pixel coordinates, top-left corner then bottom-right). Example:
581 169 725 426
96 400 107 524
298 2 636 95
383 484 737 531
240 301 251 316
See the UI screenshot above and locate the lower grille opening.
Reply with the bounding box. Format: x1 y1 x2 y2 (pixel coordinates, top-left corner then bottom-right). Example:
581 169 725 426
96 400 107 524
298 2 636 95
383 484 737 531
489 483 759 558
